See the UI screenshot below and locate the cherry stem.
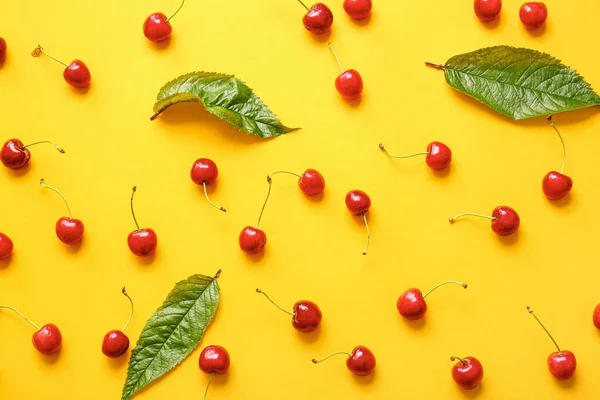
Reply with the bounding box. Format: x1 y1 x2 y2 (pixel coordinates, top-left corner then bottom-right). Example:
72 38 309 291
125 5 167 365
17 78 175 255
362 212 370 256
121 287 134 332
297 0 310 11
422 281 467 299
547 115 566 174
255 176 273 229
204 372 214 400
425 62 445 71
167 0 186 22
379 143 428 159
527 307 561 353
0 305 40 330
22 141 65 153
450 356 467 366
328 43 345 73
312 352 352 364
449 213 496 223
40 179 72 219
31 45 68 67
256 288 294 317
130 186 141 231
270 170 302 179
203 182 226 212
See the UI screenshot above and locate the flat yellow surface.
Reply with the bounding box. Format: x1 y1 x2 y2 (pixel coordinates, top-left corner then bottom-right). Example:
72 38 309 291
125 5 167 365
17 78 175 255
1 0 600 399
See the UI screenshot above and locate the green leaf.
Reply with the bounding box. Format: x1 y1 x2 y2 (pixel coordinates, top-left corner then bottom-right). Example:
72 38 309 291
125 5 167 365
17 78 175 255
121 272 221 400
152 72 299 138
436 46 600 120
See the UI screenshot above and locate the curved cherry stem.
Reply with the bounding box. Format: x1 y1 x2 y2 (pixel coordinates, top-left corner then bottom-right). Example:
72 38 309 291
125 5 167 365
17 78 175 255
423 281 467 298
256 288 294 316
256 176 273 229
449 213 496 223
547 115 566 174
362 212 370 256
312 352 352 364
297 0 310 11
379 143 428 159
22 141 65 153
425 62 445 71
204 372 214 400
328 43 345 73
270 170 302 179
31 45 68 67
40 179 72 219
203 182 226 212
450 356 467 366
167 0 186 22
130 186 141 231
0 305 40 330
527 307 561 353
121 287 134 332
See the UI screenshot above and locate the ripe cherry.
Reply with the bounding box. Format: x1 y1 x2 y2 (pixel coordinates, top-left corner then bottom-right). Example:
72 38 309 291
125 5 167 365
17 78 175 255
397 281 467 320
520 2 547 29
313 345 376 376
527 307 576 380
0 233 14 260
143 0 186 42
101 287 134 358
297 0 334 34
256 288 322 332
345 189 371 255
379 141 452 170
1 139 64 170
449 206 520 236
450 356 484 390
127 186 158 257
543 116 572 200
190 158 227 212
199 345 230 399
239 226 267 254
40 179 84 244
329 43 363 101
32 45 90 88
0 305 62 355
343 0 372 19
474 0 502 21
270 169 326 196
0 37 6 63
593 304 600 330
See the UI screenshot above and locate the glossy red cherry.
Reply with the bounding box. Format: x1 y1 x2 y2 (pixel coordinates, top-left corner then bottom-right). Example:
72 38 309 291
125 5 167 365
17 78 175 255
256 288 322 332
379 141 452 170
527 307 576 380
143 0 186 42
127 187 157 257
0 38 7 62
298 169 325 195
199 345 231 374
0 305 62 355
190 158 226 212
32 45 90 88
543 172 572 200
329 43 362 100
451 356 484 390
1 139 64 170
474 0 502 21
239 226 267 254
299 1 334 34
520 2 547 29
449 206 519 236
313 345 376 376
0 232 14 260
40 179 84 244
397 281 467 321
102 287 134 358
345 189 371 255
343 0 372 19
593 304 600 330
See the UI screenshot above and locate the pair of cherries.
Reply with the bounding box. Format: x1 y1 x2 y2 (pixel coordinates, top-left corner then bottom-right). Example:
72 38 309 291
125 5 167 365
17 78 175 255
474 0 548 29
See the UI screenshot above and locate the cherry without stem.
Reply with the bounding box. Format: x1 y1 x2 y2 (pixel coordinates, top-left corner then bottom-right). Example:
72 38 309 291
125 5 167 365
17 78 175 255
474 0 502 21
379 142 452 170
329 43 363 101
190 158 226 212
519 2 547 29
102 287 134 358
199 345 230 400
449 206 519 236
345 190 371 255
298 0 334 34
0 305 62 355
397 281 467 320
256 288 322 332
143 0 186 42
1 139 64 170
32 45 91 88
40 179 84 245
312 345 376 376
343 0 372 20
543 116 572 201
0 38 6 62
127 186 157 257
0 232 14 260
593 304 600 330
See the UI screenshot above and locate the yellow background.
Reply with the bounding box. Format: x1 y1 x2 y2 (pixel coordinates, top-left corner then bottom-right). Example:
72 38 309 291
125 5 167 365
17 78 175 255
1 0 599 398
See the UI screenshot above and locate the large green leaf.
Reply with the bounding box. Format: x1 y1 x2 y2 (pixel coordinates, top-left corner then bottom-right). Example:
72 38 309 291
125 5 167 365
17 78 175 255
121 272 221 400
434 46 600 120
152 72 299 138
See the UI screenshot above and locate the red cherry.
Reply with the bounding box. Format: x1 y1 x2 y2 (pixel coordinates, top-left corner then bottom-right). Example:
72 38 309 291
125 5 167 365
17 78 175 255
474 0 502 21
298 169 325 195
593 304 600 330
1 139 64 170
102 287 134 358
343 0 372 19
380 142 452 170
0 306 61 355
397 281 467 321
127 187 157 257
191 158 226 212
519 2 547 29
313 345 376 376
239 226 267 254
0 232 13 260
451 356 484 390
0 37 7 62
40 179 84 244
143 13 173 42
199 345 231 374
542 171 572 200
329 43 362 100
256 289 322 332
527 307 576 380
300 2 334 34
449 206 519 236
345 190 371 215
32 45 90 88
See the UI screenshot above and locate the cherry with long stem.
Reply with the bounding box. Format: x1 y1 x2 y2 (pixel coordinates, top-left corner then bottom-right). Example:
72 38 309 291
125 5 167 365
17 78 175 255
31 45 68 67
0 305 41 330
379 143 428 159
22 141 65 154
527 306 561 353
256 288 294 316
167 0 186 22
423 281 467 298
40 178 72 219
202 181 226 212
547 115 567 175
